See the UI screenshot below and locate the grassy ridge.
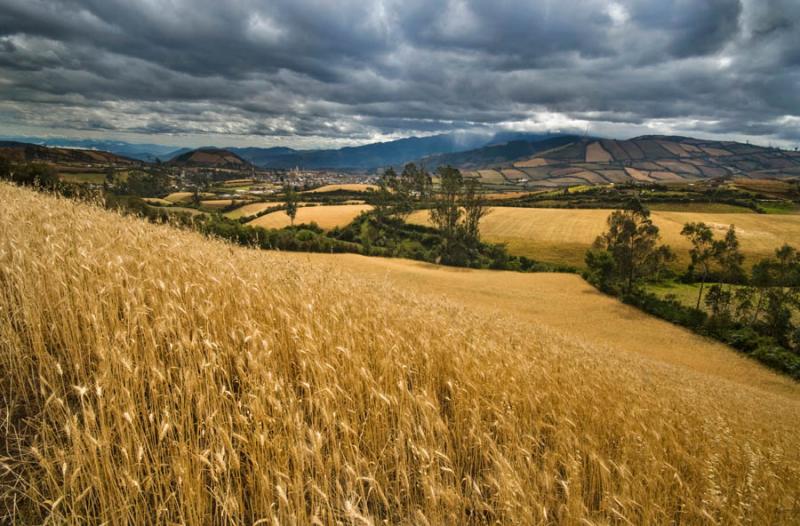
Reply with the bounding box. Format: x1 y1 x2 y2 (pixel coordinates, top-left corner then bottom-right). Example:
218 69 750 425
1 183 799 524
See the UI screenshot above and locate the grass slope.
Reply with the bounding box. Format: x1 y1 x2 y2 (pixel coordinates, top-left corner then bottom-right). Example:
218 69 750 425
1 183 799 524
409 207 800 268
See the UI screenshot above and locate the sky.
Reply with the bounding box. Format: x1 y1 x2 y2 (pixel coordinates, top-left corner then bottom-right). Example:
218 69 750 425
0 0 798 149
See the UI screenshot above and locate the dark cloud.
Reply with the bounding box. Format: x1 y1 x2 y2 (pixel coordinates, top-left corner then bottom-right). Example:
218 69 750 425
0 0 797 147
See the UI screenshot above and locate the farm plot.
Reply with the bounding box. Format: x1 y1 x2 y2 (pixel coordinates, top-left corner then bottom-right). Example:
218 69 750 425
408 207 800 268
247 204 372 230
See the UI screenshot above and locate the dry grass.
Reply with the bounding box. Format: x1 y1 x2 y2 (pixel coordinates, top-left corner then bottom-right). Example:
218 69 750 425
304 184 378 193
163 192 214 204
2 183 800 524
247 204 372 230
141 197 173 206
409 207 800 267
200 199 236 209
224 202 314 220
291 253 800 398
223 202 280 220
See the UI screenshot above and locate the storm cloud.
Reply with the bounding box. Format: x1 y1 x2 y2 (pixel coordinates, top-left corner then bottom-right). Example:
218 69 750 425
0 0 798 147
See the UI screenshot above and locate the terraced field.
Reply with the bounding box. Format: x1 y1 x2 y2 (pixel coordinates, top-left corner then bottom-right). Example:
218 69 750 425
466 136 800 189
408 207 800 267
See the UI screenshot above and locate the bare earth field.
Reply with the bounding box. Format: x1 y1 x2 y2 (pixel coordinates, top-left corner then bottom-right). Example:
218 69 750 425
409 207 800 267
247 203 372 230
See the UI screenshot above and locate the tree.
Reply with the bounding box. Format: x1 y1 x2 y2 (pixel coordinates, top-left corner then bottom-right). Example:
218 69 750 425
189 172 210 206
284 183 298 226
714 225 745 286
0 158 11 180
748 259 773 325
403 162 431 200
591 200 673 294
584 248 616 292
374 167 397 220
462 178 489 243
681 222 715 309
762 245 800 345
705 284 733 322
374 164 423 220
429 165 463 244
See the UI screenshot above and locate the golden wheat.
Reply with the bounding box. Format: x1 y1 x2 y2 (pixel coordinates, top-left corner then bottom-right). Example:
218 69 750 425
408 207 800 267
247 204 373 230
1 183 799 524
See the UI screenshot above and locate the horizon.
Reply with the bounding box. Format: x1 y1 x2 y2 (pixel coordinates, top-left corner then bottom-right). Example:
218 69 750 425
2 129 797 155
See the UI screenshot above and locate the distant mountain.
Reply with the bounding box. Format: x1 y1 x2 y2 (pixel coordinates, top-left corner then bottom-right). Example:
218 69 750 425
460 135 800 188
419 136 581 170
227 146 298 166
0 141 139 165
0 132 575 171
0 136 183 162
228 132 493 170
167 147 252 169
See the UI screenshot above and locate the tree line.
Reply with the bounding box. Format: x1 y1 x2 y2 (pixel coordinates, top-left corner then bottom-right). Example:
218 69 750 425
362 163 490 265
584 199 800 377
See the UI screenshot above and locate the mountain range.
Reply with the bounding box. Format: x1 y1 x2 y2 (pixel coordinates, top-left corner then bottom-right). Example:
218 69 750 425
1 131 558 170
3 134 799 189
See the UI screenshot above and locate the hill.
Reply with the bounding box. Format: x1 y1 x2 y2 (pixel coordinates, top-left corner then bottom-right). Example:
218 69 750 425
0 141 138 165
419 135 580 169
229 132 494 170
0 136 187 162
1 182 799 524
167 147 252 169
458 135 800 188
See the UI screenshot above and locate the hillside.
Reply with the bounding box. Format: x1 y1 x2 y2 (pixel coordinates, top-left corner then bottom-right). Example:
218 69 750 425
2 182 799 524
455 136 800 188
0 141 138 165
420 135 580 169
0 136 188 162
168 147 252 169
229 132 494 170
409 207 800 268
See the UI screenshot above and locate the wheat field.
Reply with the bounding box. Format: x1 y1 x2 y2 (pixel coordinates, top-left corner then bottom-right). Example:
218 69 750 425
247 204 372 230
409 207 800 267
1 183 800 524
303 184 378 193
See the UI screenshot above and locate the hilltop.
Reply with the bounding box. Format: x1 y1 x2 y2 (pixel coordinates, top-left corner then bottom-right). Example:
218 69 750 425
0 140 138 165
1 182 799 524
455 135 800 188
167 147 252 169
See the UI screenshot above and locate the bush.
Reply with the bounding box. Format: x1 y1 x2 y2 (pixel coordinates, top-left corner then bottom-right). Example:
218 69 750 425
751 344 800 380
